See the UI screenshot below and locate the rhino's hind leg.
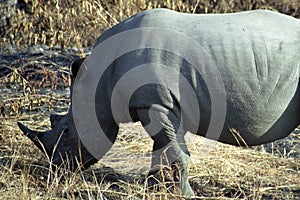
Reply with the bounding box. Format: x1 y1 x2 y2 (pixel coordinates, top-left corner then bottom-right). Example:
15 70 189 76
136 106 194 198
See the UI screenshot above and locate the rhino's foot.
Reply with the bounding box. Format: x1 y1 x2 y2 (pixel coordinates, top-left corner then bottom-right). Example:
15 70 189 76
146 168 180 193
167 154 195 199
181 181 195 199
146 167 195 199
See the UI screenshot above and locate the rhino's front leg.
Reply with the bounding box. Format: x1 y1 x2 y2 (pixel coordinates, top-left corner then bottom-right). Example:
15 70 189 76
136 106 194 198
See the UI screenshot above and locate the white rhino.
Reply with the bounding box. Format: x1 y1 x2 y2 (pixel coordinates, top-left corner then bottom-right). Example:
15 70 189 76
18 9 300 198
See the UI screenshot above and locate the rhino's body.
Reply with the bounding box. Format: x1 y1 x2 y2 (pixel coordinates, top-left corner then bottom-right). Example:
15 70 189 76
92 9 300 146
18 9 300 198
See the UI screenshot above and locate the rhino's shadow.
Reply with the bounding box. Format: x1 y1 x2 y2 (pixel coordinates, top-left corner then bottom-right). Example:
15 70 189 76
85 165 144 186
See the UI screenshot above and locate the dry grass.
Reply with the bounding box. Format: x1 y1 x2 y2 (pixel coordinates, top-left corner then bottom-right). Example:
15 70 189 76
1 0 300 50
0 0 300 199
1 114 299 199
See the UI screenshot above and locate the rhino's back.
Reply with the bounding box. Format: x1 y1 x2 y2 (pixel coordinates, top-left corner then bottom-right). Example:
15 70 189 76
93 9 300 145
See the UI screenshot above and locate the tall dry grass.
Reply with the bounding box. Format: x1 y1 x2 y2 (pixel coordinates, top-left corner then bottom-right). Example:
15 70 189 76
1 0 299 50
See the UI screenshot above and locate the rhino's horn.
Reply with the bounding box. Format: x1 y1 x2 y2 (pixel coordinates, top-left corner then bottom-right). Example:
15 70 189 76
17 122 46 153
50 114 65 129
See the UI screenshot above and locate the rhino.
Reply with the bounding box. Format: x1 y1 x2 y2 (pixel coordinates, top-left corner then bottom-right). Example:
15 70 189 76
18 9 300 198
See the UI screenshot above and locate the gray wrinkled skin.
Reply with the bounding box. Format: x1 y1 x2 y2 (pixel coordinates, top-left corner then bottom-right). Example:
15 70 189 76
18 9 300 198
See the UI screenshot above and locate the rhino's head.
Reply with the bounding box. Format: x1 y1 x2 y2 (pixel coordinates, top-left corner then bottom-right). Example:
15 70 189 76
18 58 97 170
18 113 97 170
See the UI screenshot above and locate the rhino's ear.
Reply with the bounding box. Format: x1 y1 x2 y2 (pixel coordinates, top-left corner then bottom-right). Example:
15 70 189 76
50 114 65 129
70 58 85 78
